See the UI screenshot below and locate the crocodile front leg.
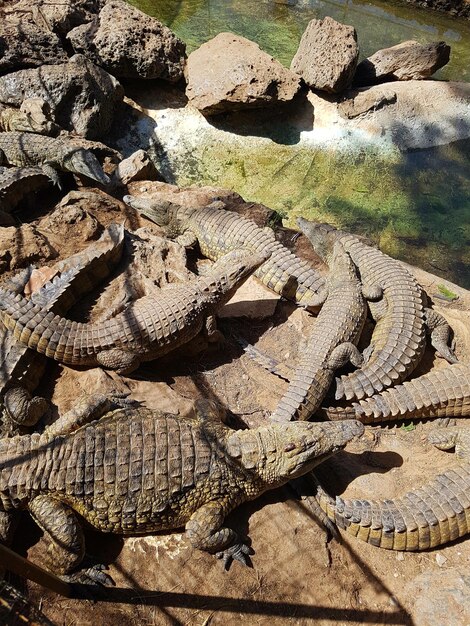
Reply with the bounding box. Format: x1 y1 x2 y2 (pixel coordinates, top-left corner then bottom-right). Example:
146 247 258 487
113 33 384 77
185 501 250 568
4 387 48 428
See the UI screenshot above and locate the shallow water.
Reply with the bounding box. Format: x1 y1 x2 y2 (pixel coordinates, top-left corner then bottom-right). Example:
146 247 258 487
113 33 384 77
128 0 470 288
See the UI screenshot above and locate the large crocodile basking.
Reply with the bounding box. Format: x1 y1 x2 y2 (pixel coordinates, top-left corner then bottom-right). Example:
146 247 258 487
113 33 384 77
0 224 125 430
271 225 366 422
0 248 267 374
298 219 458 401
0 132 110 187
319 363 470 423
0 397 364 582
317 426 470 550
123 195 326 309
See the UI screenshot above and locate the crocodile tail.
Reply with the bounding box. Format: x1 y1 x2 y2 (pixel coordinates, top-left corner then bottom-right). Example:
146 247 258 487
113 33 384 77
317 466 470 550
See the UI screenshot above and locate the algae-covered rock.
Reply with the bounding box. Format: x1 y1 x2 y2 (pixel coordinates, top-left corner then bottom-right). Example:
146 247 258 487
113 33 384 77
185 33 301 115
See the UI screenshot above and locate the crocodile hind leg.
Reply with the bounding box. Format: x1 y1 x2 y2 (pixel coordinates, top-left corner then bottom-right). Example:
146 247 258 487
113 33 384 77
328 342 363 369
96 348 141 374
28 496 113 586
4 387 48 428
424 308 458 364
186 501 251 569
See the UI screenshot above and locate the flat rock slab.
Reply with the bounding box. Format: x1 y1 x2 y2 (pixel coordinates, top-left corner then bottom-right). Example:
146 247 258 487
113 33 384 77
185 32 301 115
411 567 470 626
0 55 123 139
290 16 358 94
0 18 67 74
67 0 186 81
354 40 451 87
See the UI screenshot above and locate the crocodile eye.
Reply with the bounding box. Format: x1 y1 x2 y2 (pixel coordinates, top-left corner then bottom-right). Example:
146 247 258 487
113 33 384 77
284 442 296 452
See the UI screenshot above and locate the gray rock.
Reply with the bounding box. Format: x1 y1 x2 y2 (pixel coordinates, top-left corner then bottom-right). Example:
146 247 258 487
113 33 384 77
0 19 68 74
185 32 301 115
67 0 186 81
290 16 359 94
114 150 162 186
7 0 104 35
354 40 451 87
412 567 470 626
0 55 124 139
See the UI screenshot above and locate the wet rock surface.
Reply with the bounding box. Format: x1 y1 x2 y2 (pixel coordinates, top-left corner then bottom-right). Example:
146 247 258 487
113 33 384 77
354 40 451 87
290 16 359 94
0 55 124 139
185 32 301 114
67 0 186 81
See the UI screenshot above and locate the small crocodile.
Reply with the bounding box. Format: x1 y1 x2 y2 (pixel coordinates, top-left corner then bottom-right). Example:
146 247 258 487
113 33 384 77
0 224 125 430
0 132 110 187
0 248 267 375
0 99 59 135
298 219 457 401
0 166 52 214
123 195 326 309
319 363 470 423
317 426 470 550
0 397 364 581
271 226 366 422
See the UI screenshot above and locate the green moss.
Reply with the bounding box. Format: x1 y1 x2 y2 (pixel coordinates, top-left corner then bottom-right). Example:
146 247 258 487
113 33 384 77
437 284 459 301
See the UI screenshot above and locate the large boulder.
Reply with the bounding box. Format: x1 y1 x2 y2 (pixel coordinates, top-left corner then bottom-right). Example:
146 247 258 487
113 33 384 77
0 19 67 74
0 55 124 139
290 16 358 94
354 40 451 87
185 33 301 115
67 0 186 81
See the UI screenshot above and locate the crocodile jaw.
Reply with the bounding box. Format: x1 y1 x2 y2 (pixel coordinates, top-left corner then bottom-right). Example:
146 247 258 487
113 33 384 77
63 149 110 184
123 195 171 226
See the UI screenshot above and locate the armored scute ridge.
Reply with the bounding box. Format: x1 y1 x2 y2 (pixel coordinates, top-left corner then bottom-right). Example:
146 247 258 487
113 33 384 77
0 224 125 429
0 132 110 186
0 248 267 374
0 166 52 213
124 195 326 309
298 219 457 402
0 398 363 580
317 427 470 550
319 363 470 423
271 227 366 422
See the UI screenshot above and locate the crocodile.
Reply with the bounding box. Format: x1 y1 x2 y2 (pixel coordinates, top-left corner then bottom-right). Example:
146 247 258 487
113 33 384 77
270 227 366 422
0 166 52 214
123 195 326 309
0 132 110 188
0 248 267 375
0 99 60 135
319 363 470 424
0 397 364 581
298 219 457 401
317 426 470 550
0 224 125 431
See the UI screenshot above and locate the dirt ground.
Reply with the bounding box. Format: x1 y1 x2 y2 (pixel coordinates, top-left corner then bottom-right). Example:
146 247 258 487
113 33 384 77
2 180 470 626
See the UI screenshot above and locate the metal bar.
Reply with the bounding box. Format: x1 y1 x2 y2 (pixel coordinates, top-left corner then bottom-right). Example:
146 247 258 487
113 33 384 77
0 543 71 597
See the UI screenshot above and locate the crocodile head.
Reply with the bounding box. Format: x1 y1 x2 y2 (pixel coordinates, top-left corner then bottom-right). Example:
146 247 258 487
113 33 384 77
61 148 110 185
123 195 174 228
296 217 340 262
199 248 270 305
226 419 364 487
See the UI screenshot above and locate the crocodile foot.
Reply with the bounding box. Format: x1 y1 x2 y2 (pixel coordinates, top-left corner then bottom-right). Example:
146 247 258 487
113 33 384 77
65 563 115 596
216 542 252 570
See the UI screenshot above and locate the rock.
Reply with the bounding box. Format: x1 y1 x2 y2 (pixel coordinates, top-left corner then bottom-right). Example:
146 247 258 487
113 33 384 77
114 150 161 185
354 40 451 87
290 17 358 94
185 33 301 115
7 0 104 35
0 55 124 139
0 224 56 271
67 0 186 82
219 276 280 319
0 19 68 74
0 98 60 134
411 567 470 625
338 88 397 119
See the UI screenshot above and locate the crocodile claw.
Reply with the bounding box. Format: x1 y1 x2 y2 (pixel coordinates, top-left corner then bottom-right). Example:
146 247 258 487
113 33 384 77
216 542 252 570
66 563 115 589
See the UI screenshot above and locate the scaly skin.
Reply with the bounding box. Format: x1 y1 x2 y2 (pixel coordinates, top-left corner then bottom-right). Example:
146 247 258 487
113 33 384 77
0 166 52 212
0 224 125 430
317 426 470 550
0 132 110 186
319 363 470 423
298 219 457 402
0 249 267 374
271 233 366 422
124 195 326 309
0 399 364 579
